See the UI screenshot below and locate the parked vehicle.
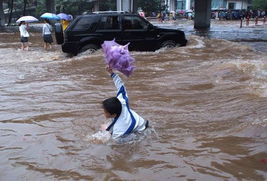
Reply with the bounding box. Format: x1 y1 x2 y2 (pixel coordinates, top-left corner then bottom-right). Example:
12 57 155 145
55 11 187 55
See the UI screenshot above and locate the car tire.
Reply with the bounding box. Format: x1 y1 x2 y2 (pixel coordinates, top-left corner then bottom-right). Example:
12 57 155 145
79 44 99 54
160 40 176 49
55 23 64 45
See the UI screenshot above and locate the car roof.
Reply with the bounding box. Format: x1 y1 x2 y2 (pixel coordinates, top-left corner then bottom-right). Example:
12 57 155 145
92 11 130 14
81 11 137 16
76 12 140 20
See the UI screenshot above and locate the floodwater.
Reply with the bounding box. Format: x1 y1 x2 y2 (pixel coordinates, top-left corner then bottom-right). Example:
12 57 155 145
0 20 267 180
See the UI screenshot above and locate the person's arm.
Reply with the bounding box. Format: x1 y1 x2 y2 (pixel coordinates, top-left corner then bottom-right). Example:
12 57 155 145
110 69 130 114
106 66 125 94
19 26 22 35
111 73 125 93
49 24 52 32
26 23 29 31
42 25 45 36
100 123 109 131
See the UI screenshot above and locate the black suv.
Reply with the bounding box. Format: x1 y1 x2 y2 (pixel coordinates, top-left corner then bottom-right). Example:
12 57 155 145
56 11 187 55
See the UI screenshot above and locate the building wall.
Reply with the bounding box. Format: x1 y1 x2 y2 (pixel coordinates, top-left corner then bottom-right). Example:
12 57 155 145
170 0 176 11
169 0 193 11
116 0 133 12
116 0 250 13
211 0 227 9
227 0 248 10
167 0 249 11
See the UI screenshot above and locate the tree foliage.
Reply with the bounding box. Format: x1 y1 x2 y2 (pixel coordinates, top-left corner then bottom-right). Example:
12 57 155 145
0 0 116 25
55 0 93 15
135 0 161 15
252 0 267 10
99 0 116 11
55 0 115 15
0 0 4 26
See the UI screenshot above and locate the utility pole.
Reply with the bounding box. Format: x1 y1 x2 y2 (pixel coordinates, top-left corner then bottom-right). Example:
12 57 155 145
194 0 211 30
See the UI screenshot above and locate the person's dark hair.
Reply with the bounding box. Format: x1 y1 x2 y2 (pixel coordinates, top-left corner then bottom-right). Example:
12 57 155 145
44 19 51 24
102 97 122 116
19 21 25 26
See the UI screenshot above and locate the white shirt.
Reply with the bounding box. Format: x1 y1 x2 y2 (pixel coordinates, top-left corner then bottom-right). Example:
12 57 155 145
19 24 29 37
106 73 146 139
42 23 52 35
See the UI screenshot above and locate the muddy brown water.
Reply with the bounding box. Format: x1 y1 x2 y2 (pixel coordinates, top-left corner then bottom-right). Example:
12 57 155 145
0 28 267 181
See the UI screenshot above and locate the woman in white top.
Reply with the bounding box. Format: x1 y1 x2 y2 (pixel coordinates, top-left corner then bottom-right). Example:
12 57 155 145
19 21 30 51
42 19 53 50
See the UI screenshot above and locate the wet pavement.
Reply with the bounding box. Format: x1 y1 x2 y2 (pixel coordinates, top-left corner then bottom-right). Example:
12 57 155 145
152 19 267 52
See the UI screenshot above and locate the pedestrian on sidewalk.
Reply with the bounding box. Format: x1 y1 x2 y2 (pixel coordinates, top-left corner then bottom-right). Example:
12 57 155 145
42 19 53 50
19 21 30 51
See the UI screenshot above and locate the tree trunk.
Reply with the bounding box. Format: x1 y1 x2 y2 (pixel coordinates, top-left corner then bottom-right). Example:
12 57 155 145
8 0 14 25
46 0 55 13
23 0 27 16
0 0 4 26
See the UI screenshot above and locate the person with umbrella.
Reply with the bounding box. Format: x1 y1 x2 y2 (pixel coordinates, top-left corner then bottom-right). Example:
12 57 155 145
42 19 53 50
57 13 73 31
19 21 30 51
16 16 38 51
40 13 61 49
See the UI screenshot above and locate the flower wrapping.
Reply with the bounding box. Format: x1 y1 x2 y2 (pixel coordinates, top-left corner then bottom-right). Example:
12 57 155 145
102 39 135 77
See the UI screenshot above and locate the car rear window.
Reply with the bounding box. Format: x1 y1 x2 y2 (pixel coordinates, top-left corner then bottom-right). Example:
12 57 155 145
72 16 97 31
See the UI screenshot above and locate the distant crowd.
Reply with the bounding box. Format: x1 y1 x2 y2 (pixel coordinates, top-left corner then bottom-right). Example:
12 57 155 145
217 9 266 20
145 9 266 21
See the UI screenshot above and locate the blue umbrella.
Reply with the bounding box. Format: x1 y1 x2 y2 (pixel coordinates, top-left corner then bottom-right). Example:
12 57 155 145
57 13 73 21
40 13 60 20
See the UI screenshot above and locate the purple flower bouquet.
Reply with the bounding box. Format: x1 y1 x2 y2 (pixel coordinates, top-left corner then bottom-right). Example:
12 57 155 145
102 39 135 77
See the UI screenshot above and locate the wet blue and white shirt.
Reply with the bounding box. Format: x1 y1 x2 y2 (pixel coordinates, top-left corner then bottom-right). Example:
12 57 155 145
106 73 146 139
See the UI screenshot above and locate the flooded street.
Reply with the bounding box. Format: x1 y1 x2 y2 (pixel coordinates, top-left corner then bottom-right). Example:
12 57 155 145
0 20 267 180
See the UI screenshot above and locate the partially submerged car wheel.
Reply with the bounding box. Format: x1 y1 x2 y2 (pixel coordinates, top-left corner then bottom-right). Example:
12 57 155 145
161 40 176 49
80 44 99 54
